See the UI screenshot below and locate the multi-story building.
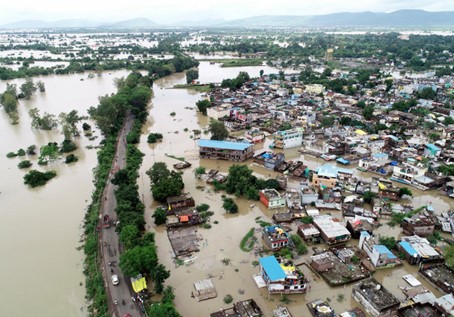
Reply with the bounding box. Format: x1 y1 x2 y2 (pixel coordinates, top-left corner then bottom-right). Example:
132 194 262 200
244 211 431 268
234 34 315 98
260 189 286 209
359 232 398 269
262 225 289 251
273 128 303 149
256 255 308 294
198 139 254 162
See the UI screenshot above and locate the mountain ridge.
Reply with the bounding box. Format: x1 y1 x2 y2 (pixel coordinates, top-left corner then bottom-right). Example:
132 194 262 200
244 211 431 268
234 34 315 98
1 10 454 29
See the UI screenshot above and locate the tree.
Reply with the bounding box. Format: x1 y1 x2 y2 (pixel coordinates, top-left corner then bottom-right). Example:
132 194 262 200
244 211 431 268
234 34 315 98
185 69 199 84
194 166 206 179
146 162 184 202
398 187 413 198
152 264 170 293
444 244 454 270
356 100 366 108
379 236 397 250
444 116 454 125
196 99 211 115
153 207 167 225
362 104 375 120
362 191 377 204
222 197 238 213
119 225 140 250
119 244 158 277
39 142 60 164
36 80 45 92
259 69 264 78
438 164 454 176
23 170 57 187
59 110 82 140
321 116 334 127
209 120 229 140
20 77 37 99
29 108 58 130
147 303 181 317
417 87 436 100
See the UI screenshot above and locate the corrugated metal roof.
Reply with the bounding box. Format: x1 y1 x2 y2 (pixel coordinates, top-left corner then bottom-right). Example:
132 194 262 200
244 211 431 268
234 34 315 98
198 139 253 151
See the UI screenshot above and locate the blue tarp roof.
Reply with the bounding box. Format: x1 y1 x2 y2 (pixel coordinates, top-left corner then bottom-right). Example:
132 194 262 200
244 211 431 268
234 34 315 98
198 139 252 151
336 157 350 165
259 256 286 281
426 143 441 152
399 241 418 256
374 245 397 259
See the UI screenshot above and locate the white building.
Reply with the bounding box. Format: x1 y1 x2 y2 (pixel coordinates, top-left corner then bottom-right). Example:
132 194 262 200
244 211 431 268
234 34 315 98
273 128 303 149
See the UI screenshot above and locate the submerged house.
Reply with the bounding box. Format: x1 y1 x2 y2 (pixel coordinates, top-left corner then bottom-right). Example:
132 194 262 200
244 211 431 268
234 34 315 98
312 164 353 189
359 231 398 269
401 213 435 236
352 278 400 317
273 128 303 149
262 225 289 251
260 189 286 209
397 235 443 265
256 255 308 294
198 139 254 162
166 193 195 213
313 215 351 245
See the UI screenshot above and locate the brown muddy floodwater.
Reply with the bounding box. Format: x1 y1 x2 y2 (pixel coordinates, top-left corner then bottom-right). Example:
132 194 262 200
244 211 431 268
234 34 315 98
0 70 133 317
137 67 452 317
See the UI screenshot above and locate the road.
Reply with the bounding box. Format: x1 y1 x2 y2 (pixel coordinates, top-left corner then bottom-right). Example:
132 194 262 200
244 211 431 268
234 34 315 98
99 113 145 317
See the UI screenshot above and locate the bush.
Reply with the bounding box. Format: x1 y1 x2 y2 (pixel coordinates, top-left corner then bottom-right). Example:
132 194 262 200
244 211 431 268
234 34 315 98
18 160 32 169
65 154 78 164
147 132 163 144
82 122 91 131
17 148 26 156
23 170 57 187
60 139 77 153
153 207 167 225
223 294 233 304
6 152 17 158
222 197 238 213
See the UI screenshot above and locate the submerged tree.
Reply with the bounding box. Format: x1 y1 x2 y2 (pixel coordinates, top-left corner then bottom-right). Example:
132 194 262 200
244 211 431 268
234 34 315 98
20 77 37 99
209 120 229 140
29 108 58 130
59 110 82 140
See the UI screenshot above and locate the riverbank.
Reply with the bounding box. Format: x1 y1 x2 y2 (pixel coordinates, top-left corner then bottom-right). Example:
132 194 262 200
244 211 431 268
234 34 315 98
172 84 211 92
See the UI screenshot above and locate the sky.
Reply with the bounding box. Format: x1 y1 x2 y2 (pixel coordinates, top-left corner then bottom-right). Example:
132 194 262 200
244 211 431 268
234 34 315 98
1 0 454 24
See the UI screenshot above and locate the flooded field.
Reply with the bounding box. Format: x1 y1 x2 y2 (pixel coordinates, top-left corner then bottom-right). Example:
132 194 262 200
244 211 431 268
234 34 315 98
0 70 132 317
137 70 452 316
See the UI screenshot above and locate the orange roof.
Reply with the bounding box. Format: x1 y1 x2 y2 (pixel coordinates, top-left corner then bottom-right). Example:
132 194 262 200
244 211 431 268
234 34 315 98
180 215 189 222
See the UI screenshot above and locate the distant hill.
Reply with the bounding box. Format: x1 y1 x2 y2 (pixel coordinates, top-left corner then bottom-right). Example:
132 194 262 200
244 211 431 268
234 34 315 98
1 10 454 29
101 18 160 29
0 17 160 29
216 10 454 28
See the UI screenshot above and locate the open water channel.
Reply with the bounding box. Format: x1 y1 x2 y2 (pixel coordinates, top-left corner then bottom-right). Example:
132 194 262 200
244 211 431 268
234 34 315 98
0 61 451 316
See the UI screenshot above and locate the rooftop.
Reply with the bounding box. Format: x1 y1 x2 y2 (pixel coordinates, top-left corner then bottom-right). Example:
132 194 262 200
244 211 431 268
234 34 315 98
353 278 400 311
259 256 286 281
316 164 353 178
313 216 351 239
198 139 253 151
373 245 397 259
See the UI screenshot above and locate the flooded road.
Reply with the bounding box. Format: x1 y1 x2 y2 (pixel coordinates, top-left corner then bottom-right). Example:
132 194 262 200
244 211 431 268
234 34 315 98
137 66 452 317
0 70 132 317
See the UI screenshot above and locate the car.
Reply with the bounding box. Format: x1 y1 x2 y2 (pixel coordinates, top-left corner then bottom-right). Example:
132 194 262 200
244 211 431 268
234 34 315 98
111 274 119 285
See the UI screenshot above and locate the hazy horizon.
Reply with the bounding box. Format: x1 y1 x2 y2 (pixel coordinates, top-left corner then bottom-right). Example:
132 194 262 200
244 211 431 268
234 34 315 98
1 0 454 25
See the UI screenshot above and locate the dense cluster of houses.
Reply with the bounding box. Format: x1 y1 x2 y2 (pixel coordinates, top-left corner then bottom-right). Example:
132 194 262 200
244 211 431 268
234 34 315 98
197 70 454 197
194 71 454 317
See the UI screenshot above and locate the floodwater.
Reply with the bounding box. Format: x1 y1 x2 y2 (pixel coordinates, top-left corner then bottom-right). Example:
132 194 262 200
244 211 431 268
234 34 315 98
0 70 133 317
137 67 452 317
0 61 451 317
